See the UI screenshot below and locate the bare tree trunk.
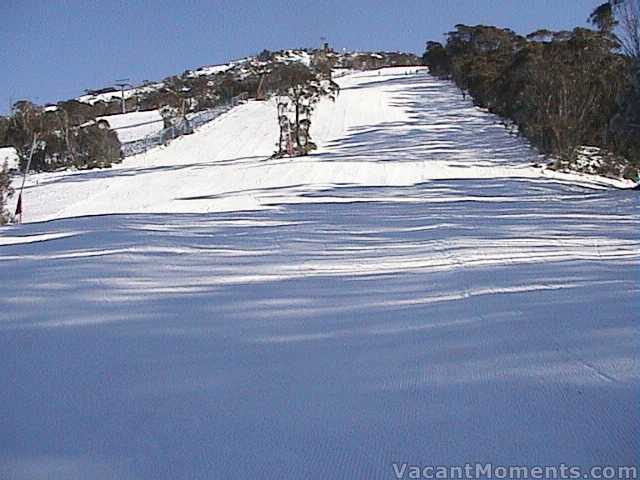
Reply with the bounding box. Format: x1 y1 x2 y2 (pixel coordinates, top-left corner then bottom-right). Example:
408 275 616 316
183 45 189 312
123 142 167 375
62 112 77 165
295 100 301 151
616 0 640 59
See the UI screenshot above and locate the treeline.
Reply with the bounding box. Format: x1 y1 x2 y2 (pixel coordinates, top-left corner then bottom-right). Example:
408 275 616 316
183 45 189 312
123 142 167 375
422 0 640 180
0 73 260 174
0 101 122 172
336 51 419 70
258 49 420 72
0 47 418 176
0 47 417 222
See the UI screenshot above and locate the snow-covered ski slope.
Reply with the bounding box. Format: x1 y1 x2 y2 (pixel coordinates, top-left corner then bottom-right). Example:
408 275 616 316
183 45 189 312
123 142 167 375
7 67 635 223
1 68 638 479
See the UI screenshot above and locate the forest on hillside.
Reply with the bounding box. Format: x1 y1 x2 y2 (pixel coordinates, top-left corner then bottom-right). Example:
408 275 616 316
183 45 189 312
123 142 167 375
422 0 640 180
0 49 415 174
0 49 417 224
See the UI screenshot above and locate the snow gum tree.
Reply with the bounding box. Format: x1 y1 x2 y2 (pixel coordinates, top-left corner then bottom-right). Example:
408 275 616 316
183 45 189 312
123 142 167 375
266 63 339 157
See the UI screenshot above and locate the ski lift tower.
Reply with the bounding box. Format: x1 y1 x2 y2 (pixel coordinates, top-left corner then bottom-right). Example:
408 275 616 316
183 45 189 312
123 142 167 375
115 79 132 114
256 70 267 101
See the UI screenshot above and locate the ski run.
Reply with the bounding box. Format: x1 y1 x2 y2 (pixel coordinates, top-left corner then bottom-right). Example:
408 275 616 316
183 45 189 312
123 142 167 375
1 67 638 479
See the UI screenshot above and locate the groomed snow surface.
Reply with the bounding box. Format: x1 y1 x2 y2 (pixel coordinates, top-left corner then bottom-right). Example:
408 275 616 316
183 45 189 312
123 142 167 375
96 110 164 144
1 68 638 479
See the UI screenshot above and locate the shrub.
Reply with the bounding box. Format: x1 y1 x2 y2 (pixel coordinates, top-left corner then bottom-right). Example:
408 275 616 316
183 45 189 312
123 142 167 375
75 125 122 169
0 161 13 225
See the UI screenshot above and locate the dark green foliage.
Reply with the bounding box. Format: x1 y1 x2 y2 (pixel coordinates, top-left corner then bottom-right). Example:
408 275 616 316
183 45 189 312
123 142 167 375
423 22 639 178
257 49 274 62
421 42 450 76
3 101 42 163
0 100 122 172
264 62 317 94
74 125 121 169
590 2 618 33
266 63 338 157
340 52 420 70
0 117 9 145
57 100 97 125
0 161 13 225
311 50 335 79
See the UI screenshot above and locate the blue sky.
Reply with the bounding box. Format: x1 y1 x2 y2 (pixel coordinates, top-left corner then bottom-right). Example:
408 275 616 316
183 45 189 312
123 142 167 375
1 0 602 112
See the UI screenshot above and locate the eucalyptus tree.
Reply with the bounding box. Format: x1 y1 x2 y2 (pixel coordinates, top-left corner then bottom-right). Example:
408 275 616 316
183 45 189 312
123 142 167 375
266 62 338 157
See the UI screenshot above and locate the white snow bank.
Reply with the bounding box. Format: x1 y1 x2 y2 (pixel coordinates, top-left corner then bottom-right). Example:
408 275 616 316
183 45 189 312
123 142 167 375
96 110 164 143
0 146 19 170
76 84 163 105
0 179 637 477
190 63 234 76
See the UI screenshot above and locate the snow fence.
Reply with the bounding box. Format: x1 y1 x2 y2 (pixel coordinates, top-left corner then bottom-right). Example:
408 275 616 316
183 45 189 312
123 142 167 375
120 93 249 157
